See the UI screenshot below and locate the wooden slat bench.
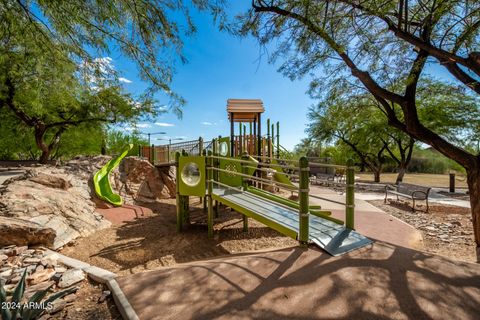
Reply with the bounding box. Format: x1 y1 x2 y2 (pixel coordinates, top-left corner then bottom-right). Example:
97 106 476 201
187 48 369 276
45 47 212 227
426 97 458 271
385 182 431 212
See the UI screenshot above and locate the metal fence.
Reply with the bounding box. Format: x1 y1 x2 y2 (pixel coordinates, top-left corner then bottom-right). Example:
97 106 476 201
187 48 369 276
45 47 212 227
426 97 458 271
139 138 211 165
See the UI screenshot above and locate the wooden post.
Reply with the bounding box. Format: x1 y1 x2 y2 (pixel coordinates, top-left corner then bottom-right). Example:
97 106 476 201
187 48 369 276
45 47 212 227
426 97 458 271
257 113 262 157
346 159 355 229
239 122 243 155
299 157 309 245
150 144 155 164
243 124 247 154
230 112 234 156
198 136 203 155
449 172 455 193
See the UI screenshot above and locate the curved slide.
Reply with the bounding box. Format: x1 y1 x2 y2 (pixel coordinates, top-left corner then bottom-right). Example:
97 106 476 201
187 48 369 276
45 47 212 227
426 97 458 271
93 144 133 206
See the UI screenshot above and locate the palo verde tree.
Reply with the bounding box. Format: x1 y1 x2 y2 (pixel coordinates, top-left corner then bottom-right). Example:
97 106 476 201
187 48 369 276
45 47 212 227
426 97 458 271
1 0 223 162
0 40 157 163
308 93 393 183
308 78 479 183
0 0 225 113
242 0 480 260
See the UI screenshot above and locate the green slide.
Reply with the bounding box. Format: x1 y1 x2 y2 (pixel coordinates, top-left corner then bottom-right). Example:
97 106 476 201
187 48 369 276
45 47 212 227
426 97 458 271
270 158 296 189
93 144 133 206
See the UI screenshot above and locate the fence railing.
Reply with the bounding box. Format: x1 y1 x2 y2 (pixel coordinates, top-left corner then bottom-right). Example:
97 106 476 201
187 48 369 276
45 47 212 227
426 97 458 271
139 138 210 165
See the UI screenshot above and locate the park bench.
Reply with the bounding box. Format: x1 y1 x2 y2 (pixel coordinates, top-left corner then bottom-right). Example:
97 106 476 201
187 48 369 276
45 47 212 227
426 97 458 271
384 182 431 212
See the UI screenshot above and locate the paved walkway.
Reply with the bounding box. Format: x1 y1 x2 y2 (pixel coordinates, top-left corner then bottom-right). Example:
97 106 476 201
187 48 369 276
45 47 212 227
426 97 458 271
309 187 423 249
117 243 480 320
96 205 153 225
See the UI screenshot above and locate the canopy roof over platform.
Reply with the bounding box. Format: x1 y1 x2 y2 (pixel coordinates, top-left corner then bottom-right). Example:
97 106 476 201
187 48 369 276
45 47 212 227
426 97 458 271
227 99 264 122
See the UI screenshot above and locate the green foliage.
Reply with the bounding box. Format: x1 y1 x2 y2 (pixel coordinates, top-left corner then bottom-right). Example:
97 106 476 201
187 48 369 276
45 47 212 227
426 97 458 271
53 123 106 160
0 270 76 320
0 112 38 160
106 129 148 156
0 0 225 111
408 148 465 174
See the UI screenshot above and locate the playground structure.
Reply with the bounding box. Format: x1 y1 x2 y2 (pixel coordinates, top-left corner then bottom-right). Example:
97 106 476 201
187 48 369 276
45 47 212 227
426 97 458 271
172 99 372 256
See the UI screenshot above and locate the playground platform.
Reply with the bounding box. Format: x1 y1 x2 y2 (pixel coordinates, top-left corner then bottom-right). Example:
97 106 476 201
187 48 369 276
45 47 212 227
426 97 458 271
116 243 480 320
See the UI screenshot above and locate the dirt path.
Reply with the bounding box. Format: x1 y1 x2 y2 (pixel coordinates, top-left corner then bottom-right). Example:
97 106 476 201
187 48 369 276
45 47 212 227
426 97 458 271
61 199 296 275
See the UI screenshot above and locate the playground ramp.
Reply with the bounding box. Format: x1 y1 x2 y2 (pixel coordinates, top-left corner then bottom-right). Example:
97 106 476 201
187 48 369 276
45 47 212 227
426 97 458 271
212 187 372 256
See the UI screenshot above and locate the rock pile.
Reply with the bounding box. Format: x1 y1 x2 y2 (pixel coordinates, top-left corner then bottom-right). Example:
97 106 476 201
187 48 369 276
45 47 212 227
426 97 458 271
0 166 110 249
0 245 85 315
0 156 176 248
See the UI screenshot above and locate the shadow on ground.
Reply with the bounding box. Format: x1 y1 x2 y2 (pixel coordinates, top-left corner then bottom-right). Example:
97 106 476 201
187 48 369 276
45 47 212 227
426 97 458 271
118 243 480 320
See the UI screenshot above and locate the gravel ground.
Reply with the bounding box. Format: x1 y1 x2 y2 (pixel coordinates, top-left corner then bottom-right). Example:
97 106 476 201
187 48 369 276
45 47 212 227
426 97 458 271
61 198 297 276
369 199 477 263
48 280 121 320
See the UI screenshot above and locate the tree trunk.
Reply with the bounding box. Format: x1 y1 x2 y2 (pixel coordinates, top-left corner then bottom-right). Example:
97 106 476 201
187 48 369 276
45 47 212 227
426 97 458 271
39 150 50 164
396 165 407 184
373 169 381 183
466 162 480 262
34 126 50 164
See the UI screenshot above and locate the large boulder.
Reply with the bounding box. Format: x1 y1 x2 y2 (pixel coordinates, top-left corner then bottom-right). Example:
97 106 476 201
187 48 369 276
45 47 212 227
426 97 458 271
0 165 110 249
0 217 55 247
0 155 176 249
114 157 176 203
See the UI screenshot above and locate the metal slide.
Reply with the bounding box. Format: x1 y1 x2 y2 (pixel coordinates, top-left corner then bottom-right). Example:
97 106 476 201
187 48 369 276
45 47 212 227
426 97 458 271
93 144 133 206
211 187 372 256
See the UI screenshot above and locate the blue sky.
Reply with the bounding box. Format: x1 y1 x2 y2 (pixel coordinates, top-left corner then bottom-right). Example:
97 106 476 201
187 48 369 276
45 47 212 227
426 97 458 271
109 3 315 150
109 3 457 150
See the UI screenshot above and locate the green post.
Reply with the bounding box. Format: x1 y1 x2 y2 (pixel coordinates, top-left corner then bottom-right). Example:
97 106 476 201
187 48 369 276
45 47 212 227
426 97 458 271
346 158 355 229
241 153 249 232
271 124 275 158
175 152 182 232
138 145 141 157
207 151 214 238
266 118 271 158
276 121 280 159
299 157 309 245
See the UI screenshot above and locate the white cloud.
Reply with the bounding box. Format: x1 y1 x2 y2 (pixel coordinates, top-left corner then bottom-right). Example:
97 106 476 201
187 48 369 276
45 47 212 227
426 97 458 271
136 123 150 128
201 121 213 126
119 77 132 84
124 126 134 131
155 122 175 127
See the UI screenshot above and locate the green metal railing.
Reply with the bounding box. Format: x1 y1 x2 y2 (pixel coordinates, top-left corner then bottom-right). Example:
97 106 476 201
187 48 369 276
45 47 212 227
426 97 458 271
175 139 356 244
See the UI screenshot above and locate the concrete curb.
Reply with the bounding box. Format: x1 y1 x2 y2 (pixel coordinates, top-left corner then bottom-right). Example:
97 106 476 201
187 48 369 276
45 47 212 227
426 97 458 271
45 249 139 320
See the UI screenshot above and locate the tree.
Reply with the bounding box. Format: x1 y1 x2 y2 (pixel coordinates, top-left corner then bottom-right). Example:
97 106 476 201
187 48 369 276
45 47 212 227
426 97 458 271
307 95 393 182
293 138 323 158
0 38 159 163
105 128 148 156
0 0 224 112
242 1 480 259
